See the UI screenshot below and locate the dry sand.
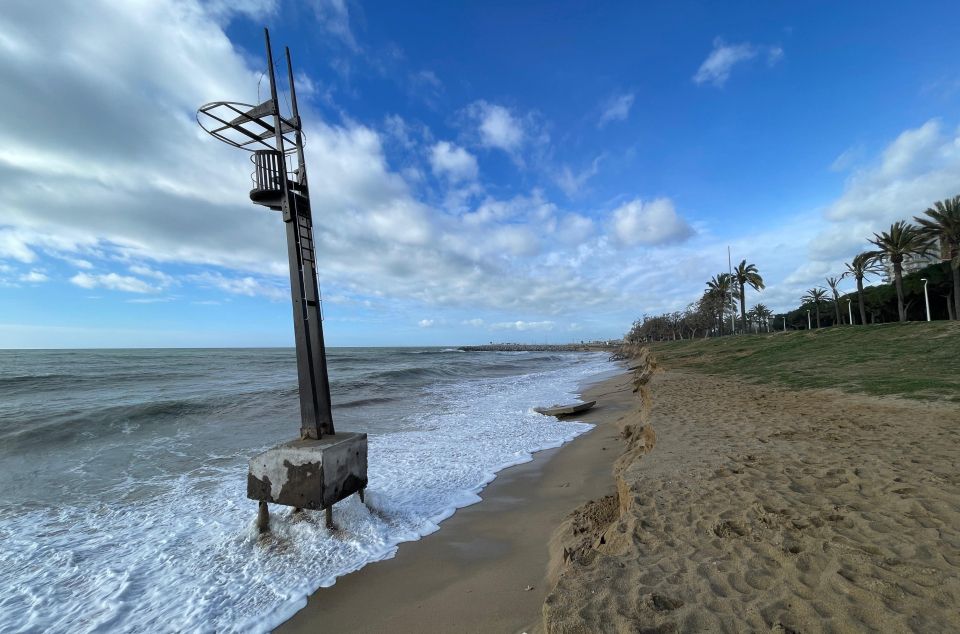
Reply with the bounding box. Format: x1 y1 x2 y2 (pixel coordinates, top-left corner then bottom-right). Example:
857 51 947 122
545 349 960 633
278 347 960 633
277 369 634 634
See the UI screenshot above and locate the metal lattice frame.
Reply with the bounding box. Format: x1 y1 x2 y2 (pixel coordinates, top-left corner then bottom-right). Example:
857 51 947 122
197 101 300 154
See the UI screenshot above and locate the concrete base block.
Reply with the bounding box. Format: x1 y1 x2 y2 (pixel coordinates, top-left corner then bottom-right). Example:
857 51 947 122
247 432 368 510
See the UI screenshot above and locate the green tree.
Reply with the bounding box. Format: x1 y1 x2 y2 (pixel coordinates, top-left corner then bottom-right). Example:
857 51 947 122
745 306 758 332
752 302 772 332
825 276 843 324
733 259 765 333
842 252 884 325
915 195 960 320
706 273 735 336
868 221 931 321
802 287 828 328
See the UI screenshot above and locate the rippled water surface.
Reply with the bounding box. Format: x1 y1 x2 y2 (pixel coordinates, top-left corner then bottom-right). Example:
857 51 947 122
0 347 614 632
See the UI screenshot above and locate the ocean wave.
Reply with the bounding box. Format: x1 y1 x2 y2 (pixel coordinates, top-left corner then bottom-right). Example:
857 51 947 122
400 348 464 355
363 366 457 382
0 349 615 633
0 370 209 394
0 398 215 449
0 373 73 386
335 396 399 409
0 386 294 451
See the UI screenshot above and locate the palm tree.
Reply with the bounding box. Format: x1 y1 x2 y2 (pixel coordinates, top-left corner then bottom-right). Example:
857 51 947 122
825 276 843 324
802 287 828 328
915 195 960 320
752 302 771 332
868 221 931 321
733 259 765 333
706 273 735 335
842 252 884 325
746 307 758 332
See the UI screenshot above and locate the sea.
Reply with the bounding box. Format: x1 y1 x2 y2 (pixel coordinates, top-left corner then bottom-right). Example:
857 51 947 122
0 347 615 633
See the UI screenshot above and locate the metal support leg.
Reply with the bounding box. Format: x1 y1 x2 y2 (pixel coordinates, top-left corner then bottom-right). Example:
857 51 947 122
358 488 365 504
325 506 334 529
257 501 270 533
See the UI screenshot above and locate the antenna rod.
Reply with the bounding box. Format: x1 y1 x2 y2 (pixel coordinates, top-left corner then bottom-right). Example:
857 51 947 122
285 46 307 186
264 28 327 438
285 43 335 436
264 29 285 158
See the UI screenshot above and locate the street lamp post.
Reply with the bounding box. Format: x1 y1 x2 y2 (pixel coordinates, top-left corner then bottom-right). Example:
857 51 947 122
807 309 811 330
847 298 853 325
921 278 931 321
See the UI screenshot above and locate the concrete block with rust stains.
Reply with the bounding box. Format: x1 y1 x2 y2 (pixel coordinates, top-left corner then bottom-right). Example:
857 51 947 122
247 432 367 510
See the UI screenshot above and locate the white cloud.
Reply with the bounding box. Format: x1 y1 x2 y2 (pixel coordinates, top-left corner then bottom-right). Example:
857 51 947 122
491 320 555 331
693 38 782 87
598 93 634 127
413 70 442 90
830 146 863 172
556 214 595 244
824 120 959 224
311 0 358 51
70 272 156 294
129 264 175 286
461 190 556 226
19 270 48 283
383 115 416 150
798 118 960 266
429 141 478 182
126 297 175 304
65 257 94 270
709 117 960 314
408 70 444 106
489 225 540 257
418 319 434 327
0 229 36 262
462 318 484 327
609 198 695 247
205 0 276 22
187 272 286 301
0 0 635 337
468 101 525 152
555 156 602 197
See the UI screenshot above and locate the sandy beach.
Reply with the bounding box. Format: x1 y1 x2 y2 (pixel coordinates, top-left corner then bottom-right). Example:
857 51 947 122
278 367 635 633
278 344 960 632
546 348 960 633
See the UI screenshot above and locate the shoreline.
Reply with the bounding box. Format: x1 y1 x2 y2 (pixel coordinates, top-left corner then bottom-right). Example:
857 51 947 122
276 365 634 633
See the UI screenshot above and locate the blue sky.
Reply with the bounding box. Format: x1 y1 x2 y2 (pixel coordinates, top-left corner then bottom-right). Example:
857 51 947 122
3 0 960 347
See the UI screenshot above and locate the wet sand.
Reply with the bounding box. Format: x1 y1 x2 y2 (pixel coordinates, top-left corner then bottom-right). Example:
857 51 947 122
281 346 960 633
277 368 635 634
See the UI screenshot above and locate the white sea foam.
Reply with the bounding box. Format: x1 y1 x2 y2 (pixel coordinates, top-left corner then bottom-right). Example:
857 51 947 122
0 353 614 633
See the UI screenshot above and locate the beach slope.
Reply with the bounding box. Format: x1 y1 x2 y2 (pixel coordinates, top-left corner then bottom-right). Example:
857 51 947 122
544 340 960 632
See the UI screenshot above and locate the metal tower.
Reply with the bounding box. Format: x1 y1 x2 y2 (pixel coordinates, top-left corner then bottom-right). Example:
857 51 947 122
198 29 366 531
198 30 332 440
